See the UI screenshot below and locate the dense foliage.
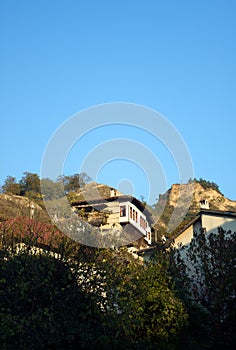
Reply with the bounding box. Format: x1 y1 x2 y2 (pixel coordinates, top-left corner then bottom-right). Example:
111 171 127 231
0 218 235 349
0 252 91 349
0 219 189 349
189 177 223 195
171 228 236 349
0 172 92 207
0 173 235 349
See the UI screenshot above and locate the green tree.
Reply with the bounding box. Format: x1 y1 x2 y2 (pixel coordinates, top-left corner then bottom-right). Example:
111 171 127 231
172 228 236 349
0 217 190 349
0 251 92 349
58 173 92 193
98 249 188 349
0 228 133 349
19 172 41 202
1 176 21 195
40 178 64 200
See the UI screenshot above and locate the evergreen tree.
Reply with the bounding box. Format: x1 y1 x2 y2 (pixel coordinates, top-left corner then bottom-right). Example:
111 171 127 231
1 176 21 195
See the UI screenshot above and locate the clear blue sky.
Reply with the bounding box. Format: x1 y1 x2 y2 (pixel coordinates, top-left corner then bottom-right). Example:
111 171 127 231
1 0 236 203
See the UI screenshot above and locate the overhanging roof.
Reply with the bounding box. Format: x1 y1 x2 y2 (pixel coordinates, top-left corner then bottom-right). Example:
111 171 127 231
72 195 153 223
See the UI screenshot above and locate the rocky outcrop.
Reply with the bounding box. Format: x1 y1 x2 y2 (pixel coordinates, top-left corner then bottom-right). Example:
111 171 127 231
153 182 236 238
0 194 49 222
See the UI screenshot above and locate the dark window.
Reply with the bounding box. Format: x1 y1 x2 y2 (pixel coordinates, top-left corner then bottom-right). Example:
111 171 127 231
140 217 144 229
140 217 146 229
120 206 126 217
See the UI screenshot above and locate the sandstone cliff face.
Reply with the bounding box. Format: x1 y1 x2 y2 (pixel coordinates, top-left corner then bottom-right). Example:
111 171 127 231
153 183 236 238
160 183 236 210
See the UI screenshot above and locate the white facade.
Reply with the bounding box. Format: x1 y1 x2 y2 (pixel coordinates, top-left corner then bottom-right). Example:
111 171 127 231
119 202 152 244
174 210 236 248
73 193 153 245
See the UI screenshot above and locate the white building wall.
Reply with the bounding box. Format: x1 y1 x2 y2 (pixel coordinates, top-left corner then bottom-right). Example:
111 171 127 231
174 212 236 300
174 225 194 248
118 202 152 242
202 214 236 234
174 213 236 249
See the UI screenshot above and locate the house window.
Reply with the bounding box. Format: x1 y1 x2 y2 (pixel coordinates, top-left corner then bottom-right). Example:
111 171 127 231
133 209 135 219
147 232 150 241
140 217 145 229
120 206 126 217
136 211 138 222
129 207 132 219
143 218 147 229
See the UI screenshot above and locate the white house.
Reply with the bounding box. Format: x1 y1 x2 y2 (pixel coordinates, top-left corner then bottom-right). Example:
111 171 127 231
174 209 236 248
119 198 153 244
71 183 153 245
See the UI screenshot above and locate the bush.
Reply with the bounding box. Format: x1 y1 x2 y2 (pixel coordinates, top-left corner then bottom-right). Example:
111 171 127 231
0 251 93 349
192 178 223 195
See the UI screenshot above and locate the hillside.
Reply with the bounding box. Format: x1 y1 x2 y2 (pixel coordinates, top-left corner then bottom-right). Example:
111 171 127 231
0 193 50 223
1 180 236 244
48 180 236 241
70 182 123 202
152 182 236 238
